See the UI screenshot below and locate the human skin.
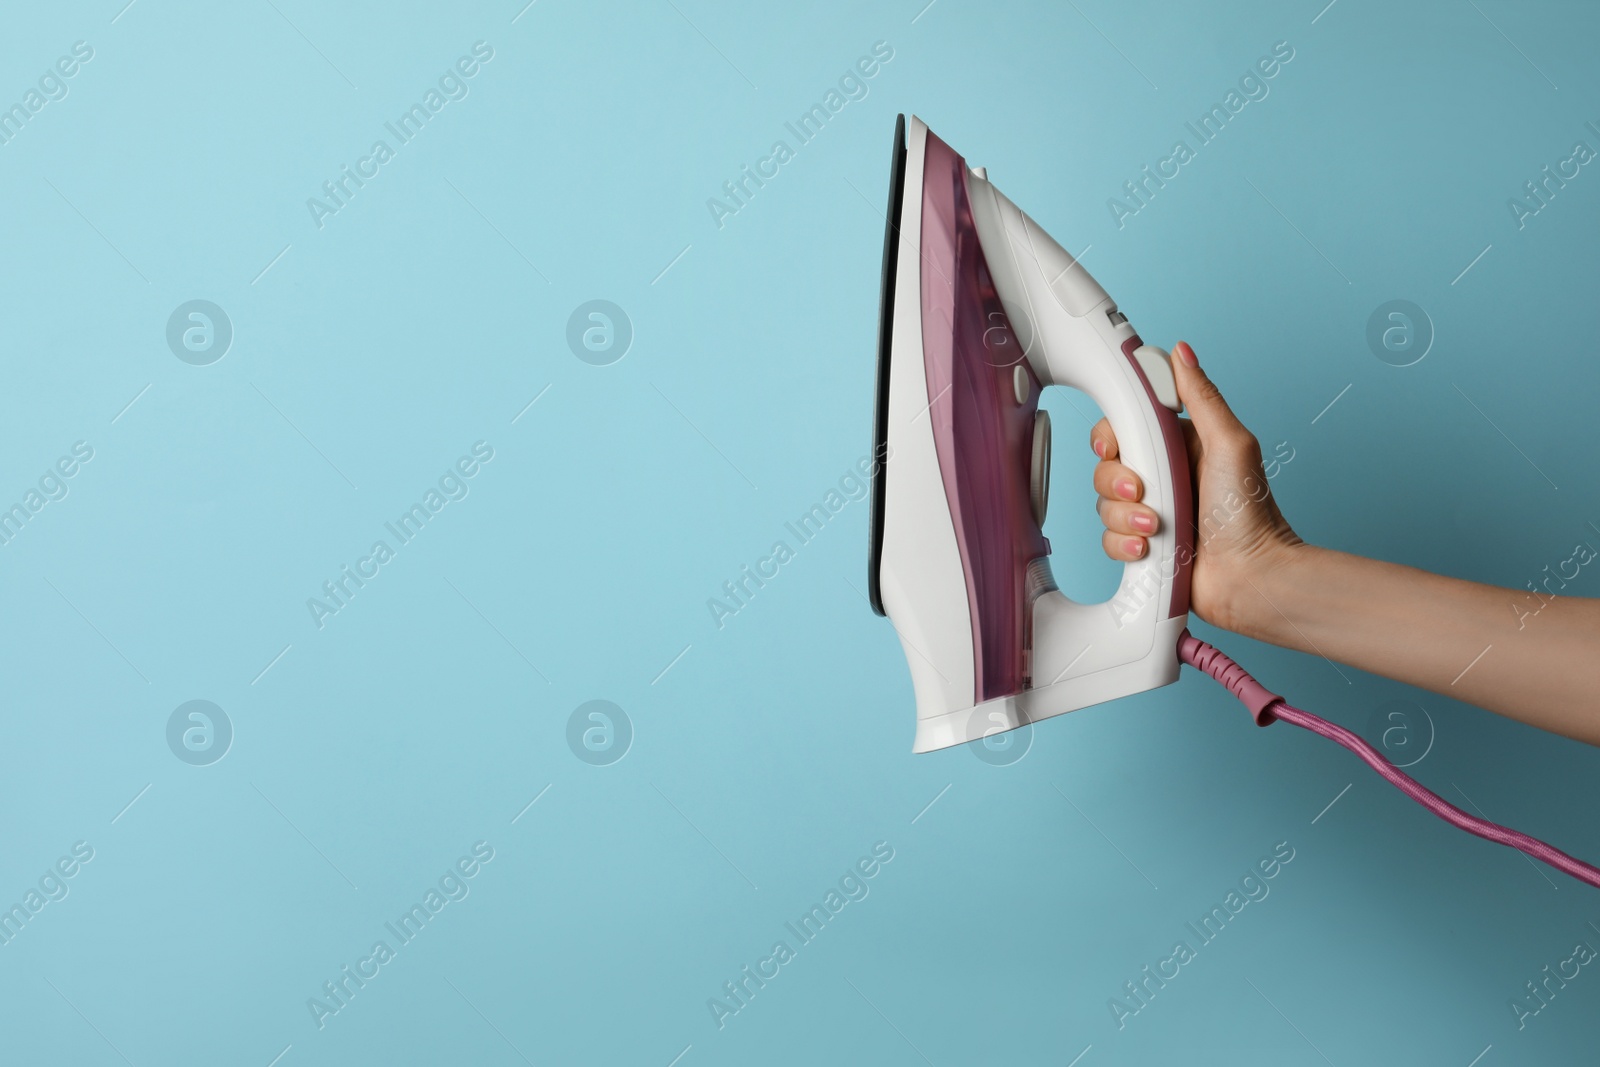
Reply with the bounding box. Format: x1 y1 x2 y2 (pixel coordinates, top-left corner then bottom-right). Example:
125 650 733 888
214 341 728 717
1090 341 1600 746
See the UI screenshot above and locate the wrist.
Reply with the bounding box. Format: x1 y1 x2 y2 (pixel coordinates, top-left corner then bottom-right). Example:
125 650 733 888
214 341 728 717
1215 537 1316 643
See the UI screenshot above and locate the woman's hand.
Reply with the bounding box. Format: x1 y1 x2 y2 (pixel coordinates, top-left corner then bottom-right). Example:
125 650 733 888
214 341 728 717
1088 340 1303 633
1089 341 1600 745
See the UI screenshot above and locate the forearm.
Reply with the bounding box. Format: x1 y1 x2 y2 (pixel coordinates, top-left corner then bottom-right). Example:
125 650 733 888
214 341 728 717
1230 544 1600 745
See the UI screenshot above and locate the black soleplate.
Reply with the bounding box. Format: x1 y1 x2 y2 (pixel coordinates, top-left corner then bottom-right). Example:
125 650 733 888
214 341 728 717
867 113 907 617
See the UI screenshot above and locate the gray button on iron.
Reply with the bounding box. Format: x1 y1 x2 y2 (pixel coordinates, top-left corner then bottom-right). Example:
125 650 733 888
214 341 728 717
1030 410 1051 525
1131 345 1180 411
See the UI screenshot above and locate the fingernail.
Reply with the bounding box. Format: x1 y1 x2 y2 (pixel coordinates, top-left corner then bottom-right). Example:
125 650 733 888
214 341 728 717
1131 513 1155 533
1114 478 1136 500
1175 341 1198 368
1123 538 1145 558
1093 439 1106 459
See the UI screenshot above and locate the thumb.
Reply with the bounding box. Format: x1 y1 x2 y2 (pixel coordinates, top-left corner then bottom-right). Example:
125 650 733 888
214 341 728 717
1172 341 1247 444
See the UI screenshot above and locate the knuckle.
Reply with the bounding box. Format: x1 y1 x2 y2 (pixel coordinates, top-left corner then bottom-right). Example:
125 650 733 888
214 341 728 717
1219 425 1259 458
1089 422 1117 457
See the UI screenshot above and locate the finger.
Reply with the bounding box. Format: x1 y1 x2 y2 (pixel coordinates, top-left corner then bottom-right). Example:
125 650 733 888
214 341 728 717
1171 341 1249 445
1097 499 1159 537
1093 460 1144 502
1094 499 1158 537
1101 529 1147 562
1089 418 1119 461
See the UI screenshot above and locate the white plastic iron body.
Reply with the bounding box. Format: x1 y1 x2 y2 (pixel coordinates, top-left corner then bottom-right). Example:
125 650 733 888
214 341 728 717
868 115 1195 753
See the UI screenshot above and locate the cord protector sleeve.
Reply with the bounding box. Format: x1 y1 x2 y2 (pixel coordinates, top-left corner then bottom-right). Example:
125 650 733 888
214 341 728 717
1176 631 1600 891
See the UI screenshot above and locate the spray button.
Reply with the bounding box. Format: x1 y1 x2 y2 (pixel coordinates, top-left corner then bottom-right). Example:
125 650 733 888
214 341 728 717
1131 345 1180 411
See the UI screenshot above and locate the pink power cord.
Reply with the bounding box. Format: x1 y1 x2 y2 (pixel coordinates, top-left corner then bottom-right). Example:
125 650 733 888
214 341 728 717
1177 631 1600 891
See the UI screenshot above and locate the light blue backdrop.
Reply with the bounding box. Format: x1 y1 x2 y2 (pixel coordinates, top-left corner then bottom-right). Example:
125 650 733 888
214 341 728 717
1 0 1597 1063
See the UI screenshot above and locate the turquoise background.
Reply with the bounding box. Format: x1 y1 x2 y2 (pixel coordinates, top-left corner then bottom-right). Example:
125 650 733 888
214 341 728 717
2 0 1598 1063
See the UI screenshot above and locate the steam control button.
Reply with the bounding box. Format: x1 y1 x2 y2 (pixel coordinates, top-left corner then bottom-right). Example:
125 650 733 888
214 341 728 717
1131 345 1180 411
1030 410 1051 525
1013 365 1029 405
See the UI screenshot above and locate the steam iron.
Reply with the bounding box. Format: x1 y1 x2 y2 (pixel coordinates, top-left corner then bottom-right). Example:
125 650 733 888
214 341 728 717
863 113 1600 893
868 114 1195 753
